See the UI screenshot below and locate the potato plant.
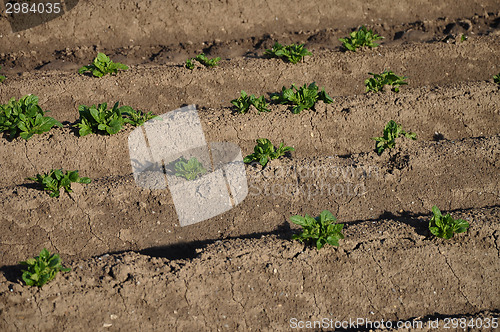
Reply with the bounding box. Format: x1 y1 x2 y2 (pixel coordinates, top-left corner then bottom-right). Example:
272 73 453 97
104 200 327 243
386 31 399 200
28 169 91 198
19 248 70 287
365 71 407 93
494 73 500 84
231 91 271 113
186 53 220 69
291 210 344 249
244 138 294 167
172 157 207 181
339 26 383 52
429 206 469 239
372 120 416 155
76 102 157 136
0 95 62 140
271 82 333 114
78 53 128 77
264 42 312 64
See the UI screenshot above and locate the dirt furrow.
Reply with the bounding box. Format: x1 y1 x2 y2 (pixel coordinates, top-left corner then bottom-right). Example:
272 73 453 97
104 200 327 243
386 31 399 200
0 35 499 120
0 80 498 188
0 206 498 331
2 0 498 55
0 135 498 266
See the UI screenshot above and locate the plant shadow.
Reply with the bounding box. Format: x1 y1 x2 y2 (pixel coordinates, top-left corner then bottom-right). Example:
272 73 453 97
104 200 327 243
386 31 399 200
139 220 292 260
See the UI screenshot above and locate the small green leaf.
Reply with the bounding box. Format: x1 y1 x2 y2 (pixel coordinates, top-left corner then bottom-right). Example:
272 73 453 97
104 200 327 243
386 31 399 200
27 169 91 198
372 120 416 154
19 248 70 287
265 42 312 63
78 53 128 77
291 210 344 249
340 26 383 52
244 138 293 168
428 206 470 239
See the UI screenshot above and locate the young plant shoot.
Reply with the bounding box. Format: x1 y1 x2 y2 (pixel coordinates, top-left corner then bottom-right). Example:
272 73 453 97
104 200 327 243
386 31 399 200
365 70 408 93
231 91 271 113
264 42 312 64
372 120 416 155
20 248 71 287
339 26 383 52
291 210 344 249
0 95 62 140
271 82 333 114
78 53 128 77
428 206 470 239
173 157 207 181
28 169 91 198
185 53 220 69
244 138 294 167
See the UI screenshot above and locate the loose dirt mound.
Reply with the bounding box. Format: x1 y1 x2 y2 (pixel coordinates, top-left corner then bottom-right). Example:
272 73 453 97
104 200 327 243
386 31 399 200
0 0 499 331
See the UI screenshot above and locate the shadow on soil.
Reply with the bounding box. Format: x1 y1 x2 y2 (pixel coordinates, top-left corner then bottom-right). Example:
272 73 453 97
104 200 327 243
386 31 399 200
0 264 23 284
139 220 293 260
2 205 497 283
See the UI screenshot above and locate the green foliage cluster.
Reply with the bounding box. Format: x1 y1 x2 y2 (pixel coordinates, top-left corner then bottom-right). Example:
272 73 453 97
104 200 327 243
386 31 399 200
78 53 128 77
429 206 469 239
28 169 91 198
264 42 312 64
291 210 344 250
76 102 157 136
243 138 294 167
0 95 62 140
173 157 207 181
372 120 416 155
186 53 220 69
231 91 271 113
20 248 70 287
494 73 500 84
121 106 159 127
365 71 408 93
339 26 383 52
271 82 333 114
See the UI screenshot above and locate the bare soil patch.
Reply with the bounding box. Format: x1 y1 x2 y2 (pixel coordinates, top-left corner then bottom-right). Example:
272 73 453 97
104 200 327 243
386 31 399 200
0 0 499 331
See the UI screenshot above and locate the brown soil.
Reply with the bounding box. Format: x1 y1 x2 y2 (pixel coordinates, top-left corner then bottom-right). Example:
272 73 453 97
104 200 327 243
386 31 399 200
0 0 499 331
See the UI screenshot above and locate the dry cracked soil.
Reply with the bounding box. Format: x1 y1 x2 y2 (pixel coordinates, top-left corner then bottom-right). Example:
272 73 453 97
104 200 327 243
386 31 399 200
0 0 499 331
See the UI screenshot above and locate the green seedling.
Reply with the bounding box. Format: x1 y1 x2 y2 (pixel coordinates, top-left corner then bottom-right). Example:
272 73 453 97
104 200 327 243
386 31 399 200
19 248 70 287
494 73 500 84
28 169 91 198
244 138 294 167
78 52 128 77
372 120 416 155
231 91 271 113
186 53 220 69
121 106 159 126
0 66 5 83
185 58 195 70
290 210 344 250
365 70 408 93
76 102 126 136
428 206 469 239
173 157 207 181
271 82 333 114
264 42 312 64
0 95 62 140
339 25 383 52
